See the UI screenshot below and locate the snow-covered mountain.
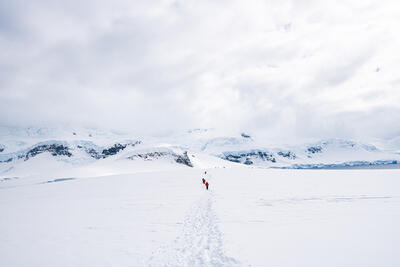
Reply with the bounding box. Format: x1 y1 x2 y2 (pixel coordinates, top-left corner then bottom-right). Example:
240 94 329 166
218 138 399 169
1 126 399 178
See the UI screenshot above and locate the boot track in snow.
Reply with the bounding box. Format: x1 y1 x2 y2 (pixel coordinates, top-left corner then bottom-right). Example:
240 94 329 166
146 192 240 266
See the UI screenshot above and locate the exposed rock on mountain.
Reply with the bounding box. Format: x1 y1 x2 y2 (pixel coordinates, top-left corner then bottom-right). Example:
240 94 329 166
84 141 141 159
24 144 72 160
277 151 296 159
221 150 276 165
307 146 323 154
127 149 193 167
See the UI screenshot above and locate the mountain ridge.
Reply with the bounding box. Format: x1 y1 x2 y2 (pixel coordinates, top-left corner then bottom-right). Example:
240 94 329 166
1 126 399 178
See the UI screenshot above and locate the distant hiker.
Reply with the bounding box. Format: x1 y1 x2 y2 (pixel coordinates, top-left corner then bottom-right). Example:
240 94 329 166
202 178 205 184
204 171 207 175
205 181 209 190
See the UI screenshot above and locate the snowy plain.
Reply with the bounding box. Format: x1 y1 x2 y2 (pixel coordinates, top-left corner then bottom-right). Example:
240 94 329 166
1 164 399 267
1 127 400 266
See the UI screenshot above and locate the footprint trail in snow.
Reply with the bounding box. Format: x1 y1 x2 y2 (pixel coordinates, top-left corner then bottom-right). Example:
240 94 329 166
146 192 240 266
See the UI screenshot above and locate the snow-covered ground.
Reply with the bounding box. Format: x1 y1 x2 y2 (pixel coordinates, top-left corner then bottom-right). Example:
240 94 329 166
1 127 400 266
1 164 399 267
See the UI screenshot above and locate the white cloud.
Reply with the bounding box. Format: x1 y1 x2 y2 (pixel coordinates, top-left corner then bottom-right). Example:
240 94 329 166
0 0 399 140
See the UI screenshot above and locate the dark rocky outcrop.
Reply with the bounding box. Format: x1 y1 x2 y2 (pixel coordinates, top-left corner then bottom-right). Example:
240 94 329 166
222 150 276 165
131 151 166 160
277 151 296 159
0 143 74 163
244 158 253 165
101 143 127 157
85 141 141 159
307 146 322 154
85 148 102 159
127 150 193 167
175 151 193 167
241 133 251 139
0 141 143 163
25 144 72 160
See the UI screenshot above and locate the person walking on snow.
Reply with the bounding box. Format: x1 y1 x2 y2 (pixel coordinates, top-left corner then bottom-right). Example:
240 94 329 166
205 181 209 190
202 178 205 184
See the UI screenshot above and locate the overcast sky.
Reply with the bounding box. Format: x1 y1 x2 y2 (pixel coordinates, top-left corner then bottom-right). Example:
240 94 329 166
1 0 399 141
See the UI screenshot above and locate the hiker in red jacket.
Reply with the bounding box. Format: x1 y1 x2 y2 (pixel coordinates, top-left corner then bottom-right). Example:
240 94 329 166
205 181 209 190
202 178 205 184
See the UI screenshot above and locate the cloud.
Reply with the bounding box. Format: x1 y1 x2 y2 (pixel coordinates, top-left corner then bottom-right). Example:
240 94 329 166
0 0 399 140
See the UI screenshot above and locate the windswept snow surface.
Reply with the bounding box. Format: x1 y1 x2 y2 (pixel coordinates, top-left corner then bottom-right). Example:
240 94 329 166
1 165 400 267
